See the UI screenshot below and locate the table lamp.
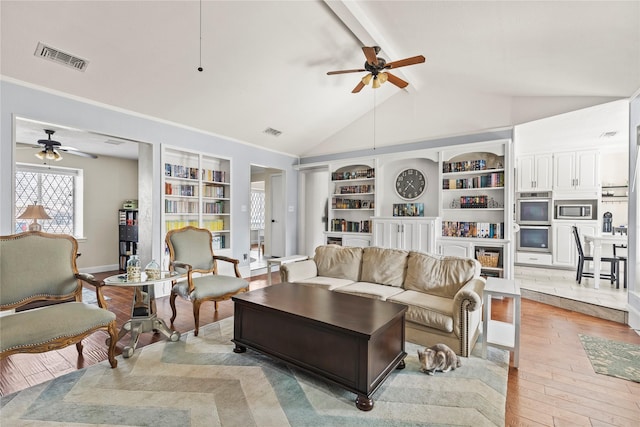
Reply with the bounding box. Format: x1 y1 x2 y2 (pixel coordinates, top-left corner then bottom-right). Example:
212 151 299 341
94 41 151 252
18 202 51 231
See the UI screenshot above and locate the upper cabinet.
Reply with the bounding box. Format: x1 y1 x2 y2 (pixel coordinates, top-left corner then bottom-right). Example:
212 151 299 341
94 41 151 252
516 154 552 192
553 149 600 194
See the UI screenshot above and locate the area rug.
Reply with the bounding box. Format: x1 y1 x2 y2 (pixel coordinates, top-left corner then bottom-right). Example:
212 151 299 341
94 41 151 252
1 318 508 426
579 334 640 383
82 287 110 305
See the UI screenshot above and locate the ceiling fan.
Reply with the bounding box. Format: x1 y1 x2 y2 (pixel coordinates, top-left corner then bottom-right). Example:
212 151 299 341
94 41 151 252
327 46 425 93
26 129 98 161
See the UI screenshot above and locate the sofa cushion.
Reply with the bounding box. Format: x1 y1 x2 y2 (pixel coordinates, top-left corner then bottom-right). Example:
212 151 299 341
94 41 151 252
361 247 408 287
404 252 481 298
333 281 405 301
313 245 363 282
388 290 454 333
295 276 355 291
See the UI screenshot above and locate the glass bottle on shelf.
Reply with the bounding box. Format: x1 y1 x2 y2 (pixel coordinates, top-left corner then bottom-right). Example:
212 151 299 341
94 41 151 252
126 254 141 282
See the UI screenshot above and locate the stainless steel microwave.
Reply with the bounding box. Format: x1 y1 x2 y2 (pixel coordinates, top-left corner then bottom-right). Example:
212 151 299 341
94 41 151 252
554 200 597 220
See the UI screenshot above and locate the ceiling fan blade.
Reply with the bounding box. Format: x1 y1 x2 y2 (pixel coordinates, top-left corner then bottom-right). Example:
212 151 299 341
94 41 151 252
386 72 409 89
327 68 366 75
362 46 378 66
385 55 426 69
352 81 366 93
59 146 98 159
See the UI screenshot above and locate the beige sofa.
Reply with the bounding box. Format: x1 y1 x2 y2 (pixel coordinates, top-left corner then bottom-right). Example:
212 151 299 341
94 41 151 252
280 245 485 357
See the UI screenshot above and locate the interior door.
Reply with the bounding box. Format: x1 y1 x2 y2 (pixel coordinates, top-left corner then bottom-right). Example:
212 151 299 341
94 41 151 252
270 173 285 257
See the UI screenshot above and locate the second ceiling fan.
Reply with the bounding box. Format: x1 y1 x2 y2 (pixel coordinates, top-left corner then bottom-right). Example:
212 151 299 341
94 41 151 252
327 46 425 93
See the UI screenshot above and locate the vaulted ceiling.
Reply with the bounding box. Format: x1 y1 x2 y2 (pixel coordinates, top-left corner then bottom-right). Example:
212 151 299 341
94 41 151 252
2 1 639 159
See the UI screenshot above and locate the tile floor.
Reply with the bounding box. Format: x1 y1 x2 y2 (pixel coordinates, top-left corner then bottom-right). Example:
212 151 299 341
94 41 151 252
515 265 628 311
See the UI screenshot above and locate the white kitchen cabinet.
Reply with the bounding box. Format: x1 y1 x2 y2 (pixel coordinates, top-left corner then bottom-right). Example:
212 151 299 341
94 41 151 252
372 217 438 253
553 150 600 193
516 154 552 192
552 221 598 268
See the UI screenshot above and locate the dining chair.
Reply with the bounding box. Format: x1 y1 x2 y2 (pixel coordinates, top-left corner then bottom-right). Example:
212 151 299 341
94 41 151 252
165 226 250 336
571 226 620 286
613 244 627 289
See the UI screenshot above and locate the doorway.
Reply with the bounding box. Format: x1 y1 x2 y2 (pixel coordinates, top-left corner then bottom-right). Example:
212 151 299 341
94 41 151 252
250 165 285 273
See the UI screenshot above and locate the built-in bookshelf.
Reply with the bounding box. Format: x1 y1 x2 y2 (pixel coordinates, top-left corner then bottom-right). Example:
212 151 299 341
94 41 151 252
325 162 376 246
162 146 231 253
440 150 506 240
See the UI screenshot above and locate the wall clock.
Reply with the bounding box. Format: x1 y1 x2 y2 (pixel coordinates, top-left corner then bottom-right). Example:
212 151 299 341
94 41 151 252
395 168 427 200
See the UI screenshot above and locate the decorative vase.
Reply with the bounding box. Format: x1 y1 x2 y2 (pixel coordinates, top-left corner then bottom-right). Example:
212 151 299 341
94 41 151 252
144 259 161 280
126 255 141 282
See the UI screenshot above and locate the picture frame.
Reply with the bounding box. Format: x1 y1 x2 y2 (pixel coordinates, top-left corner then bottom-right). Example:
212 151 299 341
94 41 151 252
361 201 371 209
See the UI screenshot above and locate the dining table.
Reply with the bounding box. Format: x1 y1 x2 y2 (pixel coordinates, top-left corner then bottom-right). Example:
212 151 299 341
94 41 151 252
582 232 628 289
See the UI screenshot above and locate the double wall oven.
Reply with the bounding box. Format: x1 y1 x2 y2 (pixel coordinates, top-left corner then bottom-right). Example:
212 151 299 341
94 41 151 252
516 192 552 253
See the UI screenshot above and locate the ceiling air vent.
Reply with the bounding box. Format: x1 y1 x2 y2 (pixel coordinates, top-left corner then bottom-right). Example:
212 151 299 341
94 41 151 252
263 127 282 137
34 42 89 72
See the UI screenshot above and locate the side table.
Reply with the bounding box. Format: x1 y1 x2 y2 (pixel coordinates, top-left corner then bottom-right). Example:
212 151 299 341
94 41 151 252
482 277 520 368
103 271 182 358
266 254 309 286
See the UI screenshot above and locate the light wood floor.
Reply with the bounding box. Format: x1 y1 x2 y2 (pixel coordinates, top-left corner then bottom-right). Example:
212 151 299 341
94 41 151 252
1 271 639 426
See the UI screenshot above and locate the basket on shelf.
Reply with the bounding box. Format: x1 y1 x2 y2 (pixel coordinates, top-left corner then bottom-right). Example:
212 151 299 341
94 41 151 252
476 252 499 268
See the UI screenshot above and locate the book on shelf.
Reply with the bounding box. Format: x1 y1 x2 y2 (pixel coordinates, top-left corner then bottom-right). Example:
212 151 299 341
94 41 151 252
441 221 504 239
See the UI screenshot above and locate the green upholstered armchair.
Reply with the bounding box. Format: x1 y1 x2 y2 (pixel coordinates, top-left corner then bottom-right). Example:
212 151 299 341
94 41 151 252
165 226 249 336
0 231 118 368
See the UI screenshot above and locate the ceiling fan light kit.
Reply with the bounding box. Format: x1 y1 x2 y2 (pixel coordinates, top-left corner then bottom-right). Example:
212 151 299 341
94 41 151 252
29 129 98 160
327 46 425 93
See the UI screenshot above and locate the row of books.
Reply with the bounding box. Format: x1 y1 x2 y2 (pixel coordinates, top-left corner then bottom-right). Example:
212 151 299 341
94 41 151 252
442 221 504 239
393 203 424 217
165 200 198 214
458 195 489 209
164 163 228 183
212 234 226 250
165 183 198 197
165 219 199 231
330 219 371 233
331 198 373 209
118 209 138 226
331 168 375 181
203 201 226 214
442 159 488 173
442 172 504 189
203 219 226 231
203 185 225 198
336 184 374 194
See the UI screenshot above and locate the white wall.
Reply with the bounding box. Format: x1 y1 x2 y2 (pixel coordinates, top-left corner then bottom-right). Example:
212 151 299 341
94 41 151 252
15 146 138 271
1 80 300 271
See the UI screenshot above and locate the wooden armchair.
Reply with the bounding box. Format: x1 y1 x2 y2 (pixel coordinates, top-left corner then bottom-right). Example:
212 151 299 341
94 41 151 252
0 231 118 368
165 226 249 336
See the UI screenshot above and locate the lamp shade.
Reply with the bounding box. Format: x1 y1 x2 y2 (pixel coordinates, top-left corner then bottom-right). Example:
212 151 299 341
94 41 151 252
18 204 51 232
361 73 373 85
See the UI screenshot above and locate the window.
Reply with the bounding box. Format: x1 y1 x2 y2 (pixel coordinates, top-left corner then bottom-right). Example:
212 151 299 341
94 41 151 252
250 190 265 230
15 163 84 236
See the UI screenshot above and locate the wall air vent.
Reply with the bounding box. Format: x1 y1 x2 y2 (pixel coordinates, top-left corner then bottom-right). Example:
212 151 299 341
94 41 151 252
34 42 89 72
600 131 618 138
263 127 282 137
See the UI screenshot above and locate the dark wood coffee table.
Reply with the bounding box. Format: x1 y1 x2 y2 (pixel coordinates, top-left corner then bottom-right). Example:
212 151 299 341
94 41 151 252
232 282 407 411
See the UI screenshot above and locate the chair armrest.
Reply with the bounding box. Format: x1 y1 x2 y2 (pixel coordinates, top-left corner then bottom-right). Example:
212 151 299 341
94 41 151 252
171 261 193 272
280 260 318 283
213 255 240 265
75 273 110 309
